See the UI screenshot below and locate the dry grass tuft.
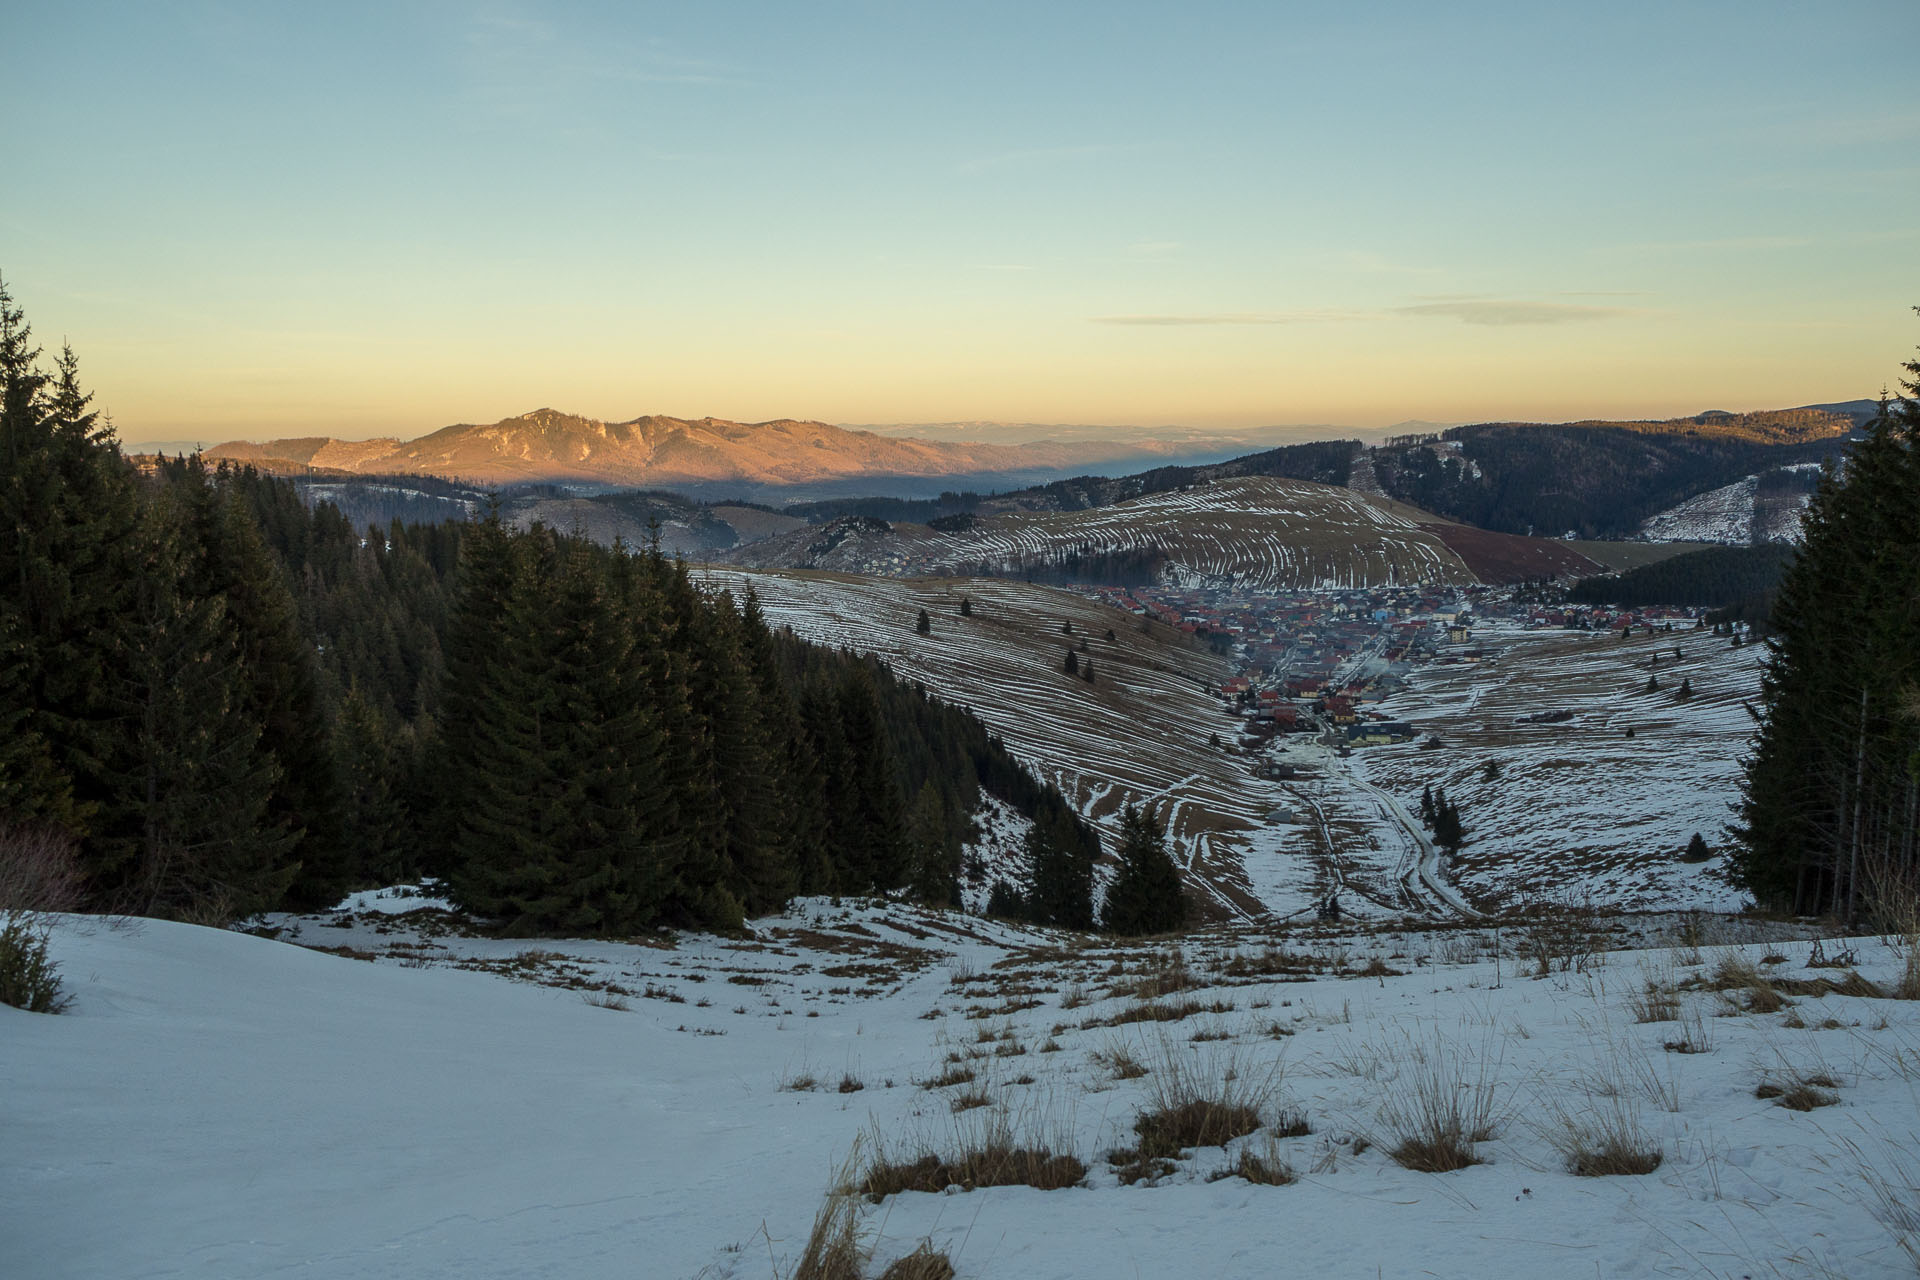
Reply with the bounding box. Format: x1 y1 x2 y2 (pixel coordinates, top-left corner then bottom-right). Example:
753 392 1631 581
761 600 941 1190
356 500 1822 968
1133 1098 1264 1158
860 1141 1085 1197
1084 996 1235 1030
1376 1036 1507 1173
920 1064 975 1090
1756 1072 1840 1111
1540 1095 1663 1176
1210 1134 1298 1186
1629 980 1682 1023
876 1243 956 1280
1093 1042 1149 1081
1662 1003 1714 1055
792 1145 865 1280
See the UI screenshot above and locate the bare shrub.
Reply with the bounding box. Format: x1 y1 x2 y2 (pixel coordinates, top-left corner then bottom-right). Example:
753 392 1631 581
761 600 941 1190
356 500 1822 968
1518 899 1607 977
1376 1036 1507 1173
0 825 84 913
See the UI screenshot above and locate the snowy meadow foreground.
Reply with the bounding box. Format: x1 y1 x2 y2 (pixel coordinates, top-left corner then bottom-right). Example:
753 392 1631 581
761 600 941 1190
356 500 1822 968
9 895 1920 1279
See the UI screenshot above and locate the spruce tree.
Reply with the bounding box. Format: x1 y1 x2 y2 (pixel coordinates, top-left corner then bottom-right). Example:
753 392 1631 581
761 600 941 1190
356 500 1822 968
915 608 931 635
1733 339 1920 917
1025 812 1093 929
1100 802 1186 935
91 495 297 917
904 780 956 907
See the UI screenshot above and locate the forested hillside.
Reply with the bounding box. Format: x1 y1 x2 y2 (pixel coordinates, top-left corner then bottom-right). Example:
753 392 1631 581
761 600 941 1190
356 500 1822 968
1568 543 1798 609
0 281 1095 933
1373 417 1850 539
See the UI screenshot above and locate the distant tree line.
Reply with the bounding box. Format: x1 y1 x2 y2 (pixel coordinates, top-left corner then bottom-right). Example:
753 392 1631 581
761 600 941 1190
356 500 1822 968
1568 544 1798 610
1374 428 1847 540
0 278 1100 933
1732 327 1920 919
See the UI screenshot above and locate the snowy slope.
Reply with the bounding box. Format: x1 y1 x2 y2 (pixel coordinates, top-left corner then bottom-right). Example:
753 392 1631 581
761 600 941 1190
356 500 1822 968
698 569 1302 921
1637 468 1814 545
10 907 1920 1279
1336 626 1763 911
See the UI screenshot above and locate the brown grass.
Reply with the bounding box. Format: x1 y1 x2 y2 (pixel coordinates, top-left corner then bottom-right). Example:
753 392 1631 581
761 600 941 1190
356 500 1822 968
1210 1139 1298 1186
792 1145 865 1280
1541 1094 1663 1177
1377 1037 1507 1173
876 1243 956 1280
859 1142 1086 1197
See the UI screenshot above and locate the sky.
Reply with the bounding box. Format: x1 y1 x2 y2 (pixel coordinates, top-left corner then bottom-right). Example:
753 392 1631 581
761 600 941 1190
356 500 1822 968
6 1 1919 444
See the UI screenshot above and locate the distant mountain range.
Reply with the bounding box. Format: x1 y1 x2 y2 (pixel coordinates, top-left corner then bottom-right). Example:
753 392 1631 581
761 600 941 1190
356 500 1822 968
201 409 1252 492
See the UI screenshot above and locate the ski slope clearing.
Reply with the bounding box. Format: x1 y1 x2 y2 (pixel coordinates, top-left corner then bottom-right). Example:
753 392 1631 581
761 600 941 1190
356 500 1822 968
697 569 1303 920
10 903 1920 1279
1326 626 1764 912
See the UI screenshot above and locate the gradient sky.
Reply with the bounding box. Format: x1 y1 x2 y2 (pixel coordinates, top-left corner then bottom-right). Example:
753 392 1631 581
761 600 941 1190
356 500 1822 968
7 1 1919 443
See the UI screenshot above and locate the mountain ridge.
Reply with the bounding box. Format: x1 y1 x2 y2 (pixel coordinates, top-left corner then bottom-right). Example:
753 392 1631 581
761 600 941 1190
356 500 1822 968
204 409 1236 489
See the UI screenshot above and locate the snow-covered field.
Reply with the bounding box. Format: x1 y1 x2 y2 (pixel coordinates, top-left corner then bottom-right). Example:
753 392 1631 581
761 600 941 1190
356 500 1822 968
10 901 1920 1279
1327 625 1764 912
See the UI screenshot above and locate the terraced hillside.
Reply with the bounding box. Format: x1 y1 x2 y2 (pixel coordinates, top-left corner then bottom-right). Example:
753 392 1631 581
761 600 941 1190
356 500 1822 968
723 476 1602 588
695 569 1306 921
1337 625 1763 911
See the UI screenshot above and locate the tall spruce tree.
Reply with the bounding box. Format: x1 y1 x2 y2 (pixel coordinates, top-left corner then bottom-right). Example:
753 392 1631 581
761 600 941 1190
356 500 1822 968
91 493 297 917
1024 811 1093 929
1100 802 1187 935
1734 326 1920 917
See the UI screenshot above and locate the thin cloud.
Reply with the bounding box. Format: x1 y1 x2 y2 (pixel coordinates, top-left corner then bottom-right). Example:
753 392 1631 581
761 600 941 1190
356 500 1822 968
1092 310 1361 326
1395 299 1636 326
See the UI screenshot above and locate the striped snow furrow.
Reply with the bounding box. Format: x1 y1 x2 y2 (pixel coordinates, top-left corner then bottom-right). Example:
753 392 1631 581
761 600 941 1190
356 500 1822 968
695 569 1300 918
916 477 1477 590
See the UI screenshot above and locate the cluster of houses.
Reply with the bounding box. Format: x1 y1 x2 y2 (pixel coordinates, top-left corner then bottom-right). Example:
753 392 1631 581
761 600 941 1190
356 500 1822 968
1089 582 1715 758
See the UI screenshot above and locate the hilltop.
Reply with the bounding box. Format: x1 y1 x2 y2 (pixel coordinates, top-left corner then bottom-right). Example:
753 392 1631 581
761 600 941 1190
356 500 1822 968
722 476 1606 589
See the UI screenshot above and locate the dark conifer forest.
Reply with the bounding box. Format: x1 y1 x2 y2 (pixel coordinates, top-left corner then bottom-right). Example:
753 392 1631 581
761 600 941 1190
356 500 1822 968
1731 348 1920 918
0 280 1098 933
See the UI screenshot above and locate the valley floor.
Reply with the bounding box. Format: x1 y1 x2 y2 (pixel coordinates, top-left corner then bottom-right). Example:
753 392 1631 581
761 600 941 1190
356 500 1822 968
8 895 1920 1279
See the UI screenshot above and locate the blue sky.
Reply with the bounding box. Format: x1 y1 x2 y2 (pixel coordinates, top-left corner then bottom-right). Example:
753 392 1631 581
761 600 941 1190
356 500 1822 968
7 1 1918 440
